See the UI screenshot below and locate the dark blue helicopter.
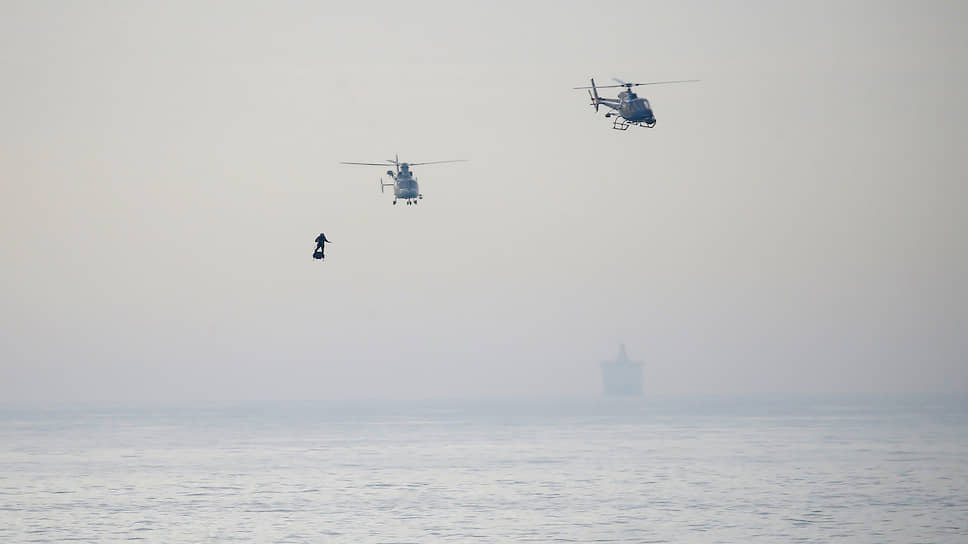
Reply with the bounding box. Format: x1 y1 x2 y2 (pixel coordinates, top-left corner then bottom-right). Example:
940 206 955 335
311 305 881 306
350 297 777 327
575 77 698 130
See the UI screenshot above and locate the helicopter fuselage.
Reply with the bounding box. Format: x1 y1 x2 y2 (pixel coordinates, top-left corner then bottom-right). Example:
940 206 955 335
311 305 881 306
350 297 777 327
615 91 656 125
597 90 656 128
389 172 420 200
383 162 423 204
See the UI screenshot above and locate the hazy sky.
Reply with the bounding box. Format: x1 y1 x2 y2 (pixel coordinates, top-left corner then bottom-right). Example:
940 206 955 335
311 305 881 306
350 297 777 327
2 1 966 403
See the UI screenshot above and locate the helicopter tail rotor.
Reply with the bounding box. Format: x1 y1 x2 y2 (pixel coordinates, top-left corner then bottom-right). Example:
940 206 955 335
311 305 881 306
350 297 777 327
589 78 600 112
572 78 601 112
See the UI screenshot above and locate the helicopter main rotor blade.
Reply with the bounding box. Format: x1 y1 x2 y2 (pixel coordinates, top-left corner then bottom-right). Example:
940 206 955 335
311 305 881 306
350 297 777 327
576 84 635 89
576 79 699 90
406 160 468 166
608 79 701 88
340 162 395 166
629 79 700 86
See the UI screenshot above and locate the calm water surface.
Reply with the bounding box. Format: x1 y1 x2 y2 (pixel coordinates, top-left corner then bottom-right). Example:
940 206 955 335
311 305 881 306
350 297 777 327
1 396 966 543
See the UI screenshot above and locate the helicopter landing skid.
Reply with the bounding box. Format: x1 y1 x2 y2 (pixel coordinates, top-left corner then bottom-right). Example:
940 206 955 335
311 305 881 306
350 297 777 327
611 118 656 130
611 118 631 130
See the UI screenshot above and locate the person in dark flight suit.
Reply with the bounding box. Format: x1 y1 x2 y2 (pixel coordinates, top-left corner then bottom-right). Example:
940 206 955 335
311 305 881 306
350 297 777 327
313 233 331 259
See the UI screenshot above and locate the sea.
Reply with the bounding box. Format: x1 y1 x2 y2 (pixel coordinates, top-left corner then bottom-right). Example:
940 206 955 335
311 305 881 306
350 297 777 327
1 395 966 543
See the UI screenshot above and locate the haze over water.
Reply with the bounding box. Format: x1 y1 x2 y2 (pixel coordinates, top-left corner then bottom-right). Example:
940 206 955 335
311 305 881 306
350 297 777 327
3 396 967 543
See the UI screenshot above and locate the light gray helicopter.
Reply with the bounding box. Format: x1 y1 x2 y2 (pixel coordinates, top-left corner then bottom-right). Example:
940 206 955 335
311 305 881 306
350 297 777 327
575 77 699 130
340 155 465 205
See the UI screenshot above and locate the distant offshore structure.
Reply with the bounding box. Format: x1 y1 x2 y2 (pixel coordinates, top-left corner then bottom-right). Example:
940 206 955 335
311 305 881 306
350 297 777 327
600 344 644 396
